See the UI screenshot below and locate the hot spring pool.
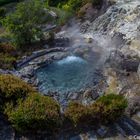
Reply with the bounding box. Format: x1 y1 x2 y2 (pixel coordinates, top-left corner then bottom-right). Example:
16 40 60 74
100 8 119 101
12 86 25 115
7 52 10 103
36 56 96 94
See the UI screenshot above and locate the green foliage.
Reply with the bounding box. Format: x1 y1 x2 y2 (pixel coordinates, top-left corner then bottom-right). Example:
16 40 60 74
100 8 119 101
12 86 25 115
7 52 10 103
46 0 67 7
0 74 34 101
62 0 84 12
4 93 61 132
0 43 15 54
89 94 128 124
0 74 128 132
0 74 61 132
64 94 127 126
0 7 6 18
0 0 15 6
64 102 89 126
46 0 102 13
0 43 17 69
2 0 48 47
0 53 16 69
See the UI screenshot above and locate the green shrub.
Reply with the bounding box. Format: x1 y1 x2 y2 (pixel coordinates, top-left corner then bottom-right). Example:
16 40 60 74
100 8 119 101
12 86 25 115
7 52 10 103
2 0 51 47
0 0 15 6
64 102 89 126
4 93 61 132
0 43 15 54
0 43 17 69
46 0 68 7
0 53 16 69
0 74 35 101
89 94 128 124
0 7 6 18
64 94 127 127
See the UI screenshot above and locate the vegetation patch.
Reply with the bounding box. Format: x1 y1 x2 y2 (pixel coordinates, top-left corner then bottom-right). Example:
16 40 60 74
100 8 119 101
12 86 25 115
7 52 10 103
0 75 127 133
64 94 127 127
64 102 89 127
0 0 15 6
4 93 61 133
89 94 128 124
0 74 34 102
2 0 51 47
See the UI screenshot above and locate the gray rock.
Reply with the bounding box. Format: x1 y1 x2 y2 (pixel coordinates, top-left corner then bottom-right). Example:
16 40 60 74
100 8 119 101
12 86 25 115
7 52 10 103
97 126 108 137
138 64 140 78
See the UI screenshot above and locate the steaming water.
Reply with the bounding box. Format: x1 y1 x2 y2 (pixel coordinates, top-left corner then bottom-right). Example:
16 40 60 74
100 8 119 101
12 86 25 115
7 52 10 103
36 56 95 94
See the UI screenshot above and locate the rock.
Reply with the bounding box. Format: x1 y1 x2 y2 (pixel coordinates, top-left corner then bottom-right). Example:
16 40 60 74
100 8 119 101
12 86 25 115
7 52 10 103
126 96 140 116
78 3 99 21
138 64 140 78
85 37 93 43
83 89 99 100
97 126 108 137
120 59 139 72
19 66 34 78
0 114 15 140
67 92 79 100
129 40 140 57
69 131 97 140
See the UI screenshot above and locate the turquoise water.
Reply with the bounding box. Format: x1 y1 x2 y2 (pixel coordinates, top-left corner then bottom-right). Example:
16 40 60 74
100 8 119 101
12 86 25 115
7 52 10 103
36 56 95 94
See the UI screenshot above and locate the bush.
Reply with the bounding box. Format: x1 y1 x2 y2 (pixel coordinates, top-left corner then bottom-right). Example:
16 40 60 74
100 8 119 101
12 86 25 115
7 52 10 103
0 53 16 69
0 43 15 54
47 0 68 7
0 7 6 18
0 0 15 6
0 74 34 102
64 102 89 126
89 94 128 124
2 0 51 47
0 43 17 69
64 94 127 127
4 93 61 132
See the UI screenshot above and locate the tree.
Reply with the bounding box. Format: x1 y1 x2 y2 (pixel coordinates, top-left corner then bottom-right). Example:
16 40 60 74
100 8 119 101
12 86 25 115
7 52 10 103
2 0 48 47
